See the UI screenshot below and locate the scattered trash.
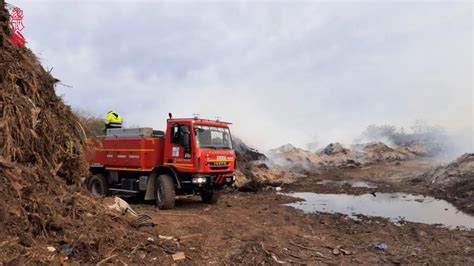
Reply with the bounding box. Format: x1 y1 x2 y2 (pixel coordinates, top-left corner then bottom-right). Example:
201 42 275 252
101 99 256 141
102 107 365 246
108 197 135 214
47 246 56 252
172 252 186 261
275 187 282 191
108 197 155 228
147 237 154 242
131 214 154 228
371 243 388 251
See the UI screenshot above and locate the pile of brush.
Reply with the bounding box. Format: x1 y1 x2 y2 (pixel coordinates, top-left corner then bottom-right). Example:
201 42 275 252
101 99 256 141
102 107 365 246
0 2 168 263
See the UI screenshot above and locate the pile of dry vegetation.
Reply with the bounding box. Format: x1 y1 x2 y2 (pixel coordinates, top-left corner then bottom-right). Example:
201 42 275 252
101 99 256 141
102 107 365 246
0 2 169 263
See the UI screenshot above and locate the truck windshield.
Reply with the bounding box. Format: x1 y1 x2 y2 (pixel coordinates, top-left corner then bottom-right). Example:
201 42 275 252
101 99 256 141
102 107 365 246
194 125 233 150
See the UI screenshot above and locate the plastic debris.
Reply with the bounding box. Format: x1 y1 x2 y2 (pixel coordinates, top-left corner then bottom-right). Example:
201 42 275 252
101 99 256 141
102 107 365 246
371 243 388 251
47 246 56 252
108 197 155 228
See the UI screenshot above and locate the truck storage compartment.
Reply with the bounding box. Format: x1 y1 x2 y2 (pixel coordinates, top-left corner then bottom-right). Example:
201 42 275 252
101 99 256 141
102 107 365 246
89 128 165 170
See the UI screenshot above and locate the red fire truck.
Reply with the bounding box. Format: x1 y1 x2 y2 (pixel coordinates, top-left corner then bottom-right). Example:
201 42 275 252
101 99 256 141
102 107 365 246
86 115 236 209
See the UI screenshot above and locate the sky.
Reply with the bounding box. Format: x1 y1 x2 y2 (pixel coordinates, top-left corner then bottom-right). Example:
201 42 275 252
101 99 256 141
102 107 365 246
8 0 473 152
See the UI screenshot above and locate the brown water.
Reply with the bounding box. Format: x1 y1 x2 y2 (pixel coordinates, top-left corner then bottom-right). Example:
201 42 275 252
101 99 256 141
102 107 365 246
284 192 474 230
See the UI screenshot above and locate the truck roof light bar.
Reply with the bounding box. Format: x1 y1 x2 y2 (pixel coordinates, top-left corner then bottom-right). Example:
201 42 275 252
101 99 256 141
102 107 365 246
167 118 232 125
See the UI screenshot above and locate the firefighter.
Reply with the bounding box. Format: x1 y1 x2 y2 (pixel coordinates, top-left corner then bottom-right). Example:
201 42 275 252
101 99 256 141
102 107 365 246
104 110 123 129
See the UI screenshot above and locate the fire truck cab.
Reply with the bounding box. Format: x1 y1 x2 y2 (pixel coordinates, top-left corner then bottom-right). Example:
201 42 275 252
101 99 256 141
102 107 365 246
86 117 236 209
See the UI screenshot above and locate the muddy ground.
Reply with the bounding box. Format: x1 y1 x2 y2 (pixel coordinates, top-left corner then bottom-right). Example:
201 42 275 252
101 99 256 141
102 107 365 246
109 158 474 264
285 158 434 195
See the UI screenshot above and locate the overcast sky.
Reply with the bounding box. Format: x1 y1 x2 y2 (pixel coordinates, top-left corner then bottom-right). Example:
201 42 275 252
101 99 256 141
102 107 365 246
10 0 473 151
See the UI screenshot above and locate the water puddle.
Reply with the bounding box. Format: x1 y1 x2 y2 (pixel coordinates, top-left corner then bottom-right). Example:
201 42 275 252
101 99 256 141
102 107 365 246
284 192 474 230
317 180 378 188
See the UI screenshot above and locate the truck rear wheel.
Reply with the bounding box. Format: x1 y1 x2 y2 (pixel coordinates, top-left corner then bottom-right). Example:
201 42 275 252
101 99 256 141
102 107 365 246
201 191 220 204
155 174 175 209
87 174 109 196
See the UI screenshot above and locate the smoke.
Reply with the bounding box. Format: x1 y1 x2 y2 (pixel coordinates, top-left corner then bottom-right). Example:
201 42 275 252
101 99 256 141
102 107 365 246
354 121 472 160
14 0 472 156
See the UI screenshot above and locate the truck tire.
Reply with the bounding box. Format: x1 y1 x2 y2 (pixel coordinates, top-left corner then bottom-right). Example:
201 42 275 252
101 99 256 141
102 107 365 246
155 174 175 209
201 191 220 204
87 174 109 196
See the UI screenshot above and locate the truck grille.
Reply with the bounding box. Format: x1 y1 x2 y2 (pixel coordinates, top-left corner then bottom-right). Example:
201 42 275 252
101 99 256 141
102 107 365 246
210 161 229 170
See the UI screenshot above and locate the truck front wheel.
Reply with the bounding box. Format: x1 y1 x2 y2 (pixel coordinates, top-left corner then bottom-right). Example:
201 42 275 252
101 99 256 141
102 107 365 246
155 174 176 209
87 174 109 196
201 191 221 204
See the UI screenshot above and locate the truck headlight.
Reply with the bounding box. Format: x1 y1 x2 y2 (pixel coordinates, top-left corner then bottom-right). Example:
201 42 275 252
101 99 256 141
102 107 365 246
192 177 207 184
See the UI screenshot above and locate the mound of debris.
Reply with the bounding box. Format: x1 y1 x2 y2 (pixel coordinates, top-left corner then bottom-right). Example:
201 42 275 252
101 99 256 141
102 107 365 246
268 141 419 173
354 142 415 163
234 137 267 162
415 153 474 213
0 3 168 263
234 139 304 191
322 142 349 155
268 144 324 172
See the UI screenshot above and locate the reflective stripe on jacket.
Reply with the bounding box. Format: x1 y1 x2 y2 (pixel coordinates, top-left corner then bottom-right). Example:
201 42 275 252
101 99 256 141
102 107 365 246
105 111 123 126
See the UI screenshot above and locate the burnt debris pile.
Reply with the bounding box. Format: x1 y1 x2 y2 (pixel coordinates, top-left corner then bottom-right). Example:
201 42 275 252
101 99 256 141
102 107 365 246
414 153 474 214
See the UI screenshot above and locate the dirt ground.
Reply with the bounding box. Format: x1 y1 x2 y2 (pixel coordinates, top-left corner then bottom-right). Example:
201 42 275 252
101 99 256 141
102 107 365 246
285 158 435 194
111 158 474 264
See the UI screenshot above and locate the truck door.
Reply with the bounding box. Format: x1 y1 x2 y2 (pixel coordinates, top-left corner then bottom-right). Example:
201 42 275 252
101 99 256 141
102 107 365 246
166 123 194 170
